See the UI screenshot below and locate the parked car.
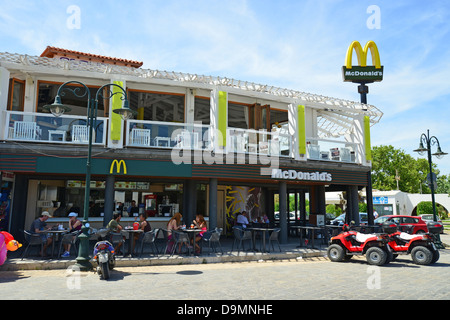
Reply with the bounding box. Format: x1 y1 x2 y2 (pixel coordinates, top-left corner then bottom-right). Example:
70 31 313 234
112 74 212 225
330 212 368 226
419 214 444 234
374 215 428 234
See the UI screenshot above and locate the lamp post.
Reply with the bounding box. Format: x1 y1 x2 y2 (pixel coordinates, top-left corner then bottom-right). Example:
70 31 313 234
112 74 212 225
44 81 136 271
413 129 447 249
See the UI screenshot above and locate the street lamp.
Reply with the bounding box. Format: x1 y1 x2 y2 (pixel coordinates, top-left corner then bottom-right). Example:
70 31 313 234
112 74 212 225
44 81 136 270
413 130 447 249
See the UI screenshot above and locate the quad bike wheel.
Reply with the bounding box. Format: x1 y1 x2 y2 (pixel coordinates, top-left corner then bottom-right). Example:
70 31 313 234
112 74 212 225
431 249 440 264
411 246 433 265
366 247 387 266
327 244 345 262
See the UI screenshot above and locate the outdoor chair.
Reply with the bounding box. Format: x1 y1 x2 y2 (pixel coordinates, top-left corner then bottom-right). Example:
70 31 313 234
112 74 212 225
57 231 80 258
202 228 223 255
89 228 109 241
13 121 39 141
109 232 125 256
308 144 320 160
231 226 252 254
158 228 171 254
138 229 159 257
21 230 44 260
170 230 192 256
130 128 151 146
268 228 282 252
71 125 89 143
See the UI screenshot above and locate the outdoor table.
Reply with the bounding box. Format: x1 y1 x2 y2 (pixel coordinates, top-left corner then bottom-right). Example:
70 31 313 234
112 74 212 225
121 228 143 256
291 226 323 249
246 227 274 253
41 229 68 258
180 228 203 256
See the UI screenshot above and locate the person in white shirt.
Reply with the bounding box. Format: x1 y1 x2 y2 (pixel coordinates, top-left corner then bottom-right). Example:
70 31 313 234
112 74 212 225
236 211 249 228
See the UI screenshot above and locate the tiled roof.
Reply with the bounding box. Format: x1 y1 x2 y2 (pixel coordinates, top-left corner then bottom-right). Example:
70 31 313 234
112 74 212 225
40 46 143 68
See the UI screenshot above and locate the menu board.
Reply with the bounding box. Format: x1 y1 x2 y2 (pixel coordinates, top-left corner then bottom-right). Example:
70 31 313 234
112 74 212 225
67 180 149 190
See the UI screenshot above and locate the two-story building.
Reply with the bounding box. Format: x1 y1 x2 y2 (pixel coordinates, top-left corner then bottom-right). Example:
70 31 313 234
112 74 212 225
0 46 383 242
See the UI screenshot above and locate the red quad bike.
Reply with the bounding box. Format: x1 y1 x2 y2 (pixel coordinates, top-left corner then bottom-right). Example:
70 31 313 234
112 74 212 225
327 224 391 266
382 221 442 265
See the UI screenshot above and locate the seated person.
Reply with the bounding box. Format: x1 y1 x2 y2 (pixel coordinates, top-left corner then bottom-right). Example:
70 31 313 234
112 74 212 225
61 212 82 258
29 211 53 257
192 214 207 254
131 213 152 255
106 213 124 254
236 211 250 228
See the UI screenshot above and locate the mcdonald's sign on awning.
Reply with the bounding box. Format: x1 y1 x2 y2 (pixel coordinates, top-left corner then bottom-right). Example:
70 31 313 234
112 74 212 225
342 40 383 82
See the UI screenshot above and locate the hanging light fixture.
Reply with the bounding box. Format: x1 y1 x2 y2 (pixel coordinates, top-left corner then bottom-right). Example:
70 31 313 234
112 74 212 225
43 95 72 117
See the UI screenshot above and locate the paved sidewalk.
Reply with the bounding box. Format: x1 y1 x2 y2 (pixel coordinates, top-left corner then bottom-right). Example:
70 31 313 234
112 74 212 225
3 232 448 272
1 250 449 300
1 236 327 271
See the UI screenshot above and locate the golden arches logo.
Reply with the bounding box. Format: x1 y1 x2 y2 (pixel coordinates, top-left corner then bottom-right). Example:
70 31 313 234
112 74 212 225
110 160 127 175
345 40 381 69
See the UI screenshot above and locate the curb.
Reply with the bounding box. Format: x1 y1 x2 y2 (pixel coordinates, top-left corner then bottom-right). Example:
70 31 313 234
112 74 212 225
0 250 326 271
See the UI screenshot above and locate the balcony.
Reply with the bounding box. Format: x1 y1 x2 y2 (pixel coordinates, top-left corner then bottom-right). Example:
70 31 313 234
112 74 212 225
3 111 107 145
2 111 362 165
306 137 357 163
125 120 212 150
227 127 291 157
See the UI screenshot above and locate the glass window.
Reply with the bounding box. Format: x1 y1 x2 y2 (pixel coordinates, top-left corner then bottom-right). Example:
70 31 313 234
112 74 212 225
194 97 210 125
8 79 25 111
37 82 105 116
270 109 288 129
128 90 185 122
228 102 249 129
403 217 417 224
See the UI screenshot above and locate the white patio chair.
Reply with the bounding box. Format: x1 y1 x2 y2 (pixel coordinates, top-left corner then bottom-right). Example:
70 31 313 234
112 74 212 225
72 125 89 143
235 134 248 153
340 147 352 162
130 128 151 146
308 144 320 159
175 131 199 149
247 132 258 153
13 121 38 140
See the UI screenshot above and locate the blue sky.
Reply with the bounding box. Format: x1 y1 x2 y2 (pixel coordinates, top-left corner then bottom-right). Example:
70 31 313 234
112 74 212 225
1 0 449 176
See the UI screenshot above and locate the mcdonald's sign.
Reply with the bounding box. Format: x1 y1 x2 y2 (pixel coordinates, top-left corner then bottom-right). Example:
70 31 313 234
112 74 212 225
110 160 127 175
342 41 383 82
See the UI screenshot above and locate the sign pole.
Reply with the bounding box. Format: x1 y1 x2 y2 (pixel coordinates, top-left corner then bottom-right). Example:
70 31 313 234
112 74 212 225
343 41 384 227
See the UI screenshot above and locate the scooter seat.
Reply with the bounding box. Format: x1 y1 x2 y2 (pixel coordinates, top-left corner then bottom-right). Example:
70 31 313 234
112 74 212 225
355 233 376 243
399 232 419 241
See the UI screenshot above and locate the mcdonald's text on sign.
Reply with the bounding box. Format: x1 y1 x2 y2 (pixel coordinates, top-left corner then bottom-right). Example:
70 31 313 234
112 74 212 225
110 160 127 175
343 41 383 82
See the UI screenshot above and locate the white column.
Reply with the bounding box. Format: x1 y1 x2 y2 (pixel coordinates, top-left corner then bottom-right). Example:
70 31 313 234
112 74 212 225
0 67 10 140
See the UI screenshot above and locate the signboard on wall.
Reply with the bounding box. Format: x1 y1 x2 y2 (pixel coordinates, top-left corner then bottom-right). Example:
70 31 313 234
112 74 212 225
373 196 388 204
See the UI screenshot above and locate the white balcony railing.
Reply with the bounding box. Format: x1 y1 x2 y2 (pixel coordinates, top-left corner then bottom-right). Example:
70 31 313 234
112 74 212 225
306 137 357 163
227 127 291 158
125 120 212 150
2 111 362 164
3 111 107 145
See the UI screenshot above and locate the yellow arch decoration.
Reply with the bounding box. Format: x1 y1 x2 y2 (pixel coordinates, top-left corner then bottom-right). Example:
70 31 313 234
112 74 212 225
345 41 381 69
